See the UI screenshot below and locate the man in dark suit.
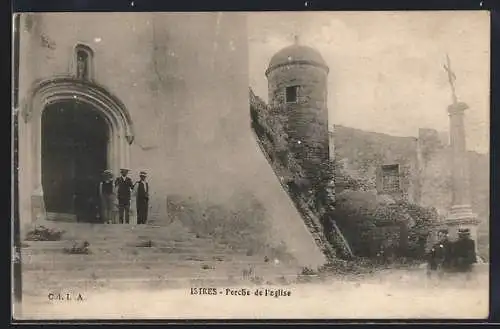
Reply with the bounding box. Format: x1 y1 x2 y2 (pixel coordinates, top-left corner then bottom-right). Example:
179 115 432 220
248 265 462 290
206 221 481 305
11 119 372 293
115 168 134 224
453 228 476 276
427 228 452 278
135 171 150 225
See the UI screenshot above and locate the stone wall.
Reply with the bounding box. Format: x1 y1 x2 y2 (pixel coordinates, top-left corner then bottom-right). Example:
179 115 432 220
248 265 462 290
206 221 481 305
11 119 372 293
332 125 419 203
417 130 452 216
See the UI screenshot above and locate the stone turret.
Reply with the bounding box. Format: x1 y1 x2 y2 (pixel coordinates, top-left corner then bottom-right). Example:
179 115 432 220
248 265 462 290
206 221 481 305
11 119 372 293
265 37 330 184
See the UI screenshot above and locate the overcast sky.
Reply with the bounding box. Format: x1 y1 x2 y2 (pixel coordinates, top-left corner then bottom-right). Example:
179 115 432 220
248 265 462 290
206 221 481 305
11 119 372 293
248 11 490 154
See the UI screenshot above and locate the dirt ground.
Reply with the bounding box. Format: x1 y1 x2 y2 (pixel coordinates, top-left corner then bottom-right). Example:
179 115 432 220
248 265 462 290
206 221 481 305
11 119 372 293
15 265 489 320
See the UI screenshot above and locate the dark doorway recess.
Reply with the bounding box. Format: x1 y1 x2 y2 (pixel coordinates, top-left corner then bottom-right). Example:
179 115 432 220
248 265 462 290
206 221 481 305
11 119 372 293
42 100 108 223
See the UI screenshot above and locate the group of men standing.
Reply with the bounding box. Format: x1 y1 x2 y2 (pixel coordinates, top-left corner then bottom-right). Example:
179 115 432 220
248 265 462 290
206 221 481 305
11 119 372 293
99 168 150 224
427 227 477 278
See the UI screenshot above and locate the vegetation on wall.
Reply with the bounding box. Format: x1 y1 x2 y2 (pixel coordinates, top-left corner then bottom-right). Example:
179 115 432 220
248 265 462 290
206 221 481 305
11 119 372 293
250 88 438 263
331 154 438 262
250 89 345 260
333 190 435 260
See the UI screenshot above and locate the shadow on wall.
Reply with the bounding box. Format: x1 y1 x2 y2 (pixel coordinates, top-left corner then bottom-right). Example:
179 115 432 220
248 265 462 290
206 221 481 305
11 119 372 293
166 192 295 262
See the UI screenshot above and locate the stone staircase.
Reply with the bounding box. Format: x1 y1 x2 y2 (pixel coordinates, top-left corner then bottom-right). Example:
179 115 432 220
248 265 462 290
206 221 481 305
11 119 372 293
21 219 303 294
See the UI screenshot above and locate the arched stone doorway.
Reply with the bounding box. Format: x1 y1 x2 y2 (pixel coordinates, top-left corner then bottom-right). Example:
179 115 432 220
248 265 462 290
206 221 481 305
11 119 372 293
22 77 134 222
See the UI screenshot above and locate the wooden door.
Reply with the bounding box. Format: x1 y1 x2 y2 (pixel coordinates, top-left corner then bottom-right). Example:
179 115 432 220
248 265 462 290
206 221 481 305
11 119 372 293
42 110 77 215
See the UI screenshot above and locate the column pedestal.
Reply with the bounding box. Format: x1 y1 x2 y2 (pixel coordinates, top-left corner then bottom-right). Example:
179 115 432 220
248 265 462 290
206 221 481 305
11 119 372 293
444 100 482 260
445 204 480 253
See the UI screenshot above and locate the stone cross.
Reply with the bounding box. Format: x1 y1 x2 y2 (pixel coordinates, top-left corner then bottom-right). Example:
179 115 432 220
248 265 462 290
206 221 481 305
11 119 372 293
443 53 458 105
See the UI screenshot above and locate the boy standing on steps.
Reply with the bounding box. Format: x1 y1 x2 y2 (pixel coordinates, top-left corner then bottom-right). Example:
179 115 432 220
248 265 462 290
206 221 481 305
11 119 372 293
115 168 134 224
99 170 115 224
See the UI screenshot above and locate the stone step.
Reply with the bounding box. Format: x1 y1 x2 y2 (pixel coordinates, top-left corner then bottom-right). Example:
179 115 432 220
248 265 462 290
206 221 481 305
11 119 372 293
21 252 296 267
25 233 200 243
23 238 217 246
22 251 279 261
23 264 299 280
23 245 220 253
52 228 197 235
22 260 259 270
21 247 250 258
29 221 189 231
21 251 286 262
65 232 206 239
22 256 273 266
23 236 233 249
24 222 229 246
24 238 242 247
23 262 299 281
45 227 199 234
22 245 216 254
26 226 196 240
22 259 290 272
22 244 251 257
22 272 305 293
22 239 222 249
24 234 218 241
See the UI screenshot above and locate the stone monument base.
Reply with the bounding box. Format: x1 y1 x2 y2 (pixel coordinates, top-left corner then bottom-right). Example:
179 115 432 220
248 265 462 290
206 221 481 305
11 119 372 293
444 204 480 252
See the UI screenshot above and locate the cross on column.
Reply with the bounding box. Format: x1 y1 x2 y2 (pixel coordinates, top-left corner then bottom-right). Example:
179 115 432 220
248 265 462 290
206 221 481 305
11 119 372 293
443 53 458 105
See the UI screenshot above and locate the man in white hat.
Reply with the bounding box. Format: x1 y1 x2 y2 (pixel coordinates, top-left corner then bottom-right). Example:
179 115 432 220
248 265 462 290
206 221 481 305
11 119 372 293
135 171 150 224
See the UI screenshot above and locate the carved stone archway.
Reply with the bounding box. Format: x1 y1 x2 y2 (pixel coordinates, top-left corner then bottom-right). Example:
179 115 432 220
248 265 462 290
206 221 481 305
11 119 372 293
22 76 134 219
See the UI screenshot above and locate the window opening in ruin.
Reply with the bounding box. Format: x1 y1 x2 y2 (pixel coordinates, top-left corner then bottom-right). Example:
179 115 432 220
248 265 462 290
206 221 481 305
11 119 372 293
381 164 400 193
285 86 299 104
75 45 93 80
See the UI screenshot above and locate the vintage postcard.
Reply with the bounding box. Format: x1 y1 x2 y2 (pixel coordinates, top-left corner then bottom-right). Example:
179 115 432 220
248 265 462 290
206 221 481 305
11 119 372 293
12 11 489 320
